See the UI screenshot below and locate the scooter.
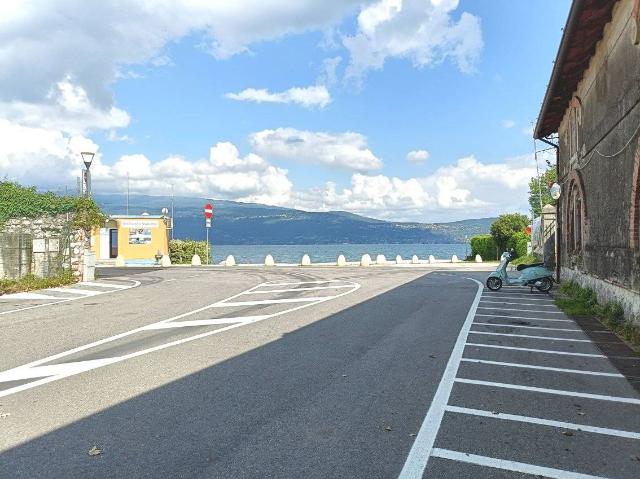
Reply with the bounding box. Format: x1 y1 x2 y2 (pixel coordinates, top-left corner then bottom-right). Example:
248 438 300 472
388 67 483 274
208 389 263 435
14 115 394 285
486 250 554 292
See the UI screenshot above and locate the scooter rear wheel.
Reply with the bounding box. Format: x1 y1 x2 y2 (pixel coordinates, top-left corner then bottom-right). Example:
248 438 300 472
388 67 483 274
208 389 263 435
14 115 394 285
536 277 553 292
486 277 502 291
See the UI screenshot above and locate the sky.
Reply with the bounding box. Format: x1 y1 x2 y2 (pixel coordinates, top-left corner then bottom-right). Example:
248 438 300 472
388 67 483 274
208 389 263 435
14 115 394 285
0 0 569 222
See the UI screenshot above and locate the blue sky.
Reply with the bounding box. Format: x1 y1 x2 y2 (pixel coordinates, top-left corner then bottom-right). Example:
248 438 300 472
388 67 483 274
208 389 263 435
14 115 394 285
0 0 569 221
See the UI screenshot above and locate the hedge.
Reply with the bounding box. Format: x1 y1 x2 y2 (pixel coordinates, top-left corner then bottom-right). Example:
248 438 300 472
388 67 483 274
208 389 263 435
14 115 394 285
169 239 211 264
507 231 529 259
469 234 498 261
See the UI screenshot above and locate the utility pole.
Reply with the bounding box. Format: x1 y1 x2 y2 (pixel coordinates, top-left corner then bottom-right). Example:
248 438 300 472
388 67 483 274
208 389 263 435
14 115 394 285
126 172 130 215
171 184 175 240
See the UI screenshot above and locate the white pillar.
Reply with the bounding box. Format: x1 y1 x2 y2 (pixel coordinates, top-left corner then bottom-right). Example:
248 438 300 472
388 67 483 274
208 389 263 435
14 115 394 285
264 254 275 266
301 254 311 266
376 254 386 265
337 254 347 266
225 255 236 266
395 255 403 264
191 254 201 266
475 254 483 263
360 254 371 266
451 255 459 263
161 255 172 267
411 255 419 264
428 255 436 264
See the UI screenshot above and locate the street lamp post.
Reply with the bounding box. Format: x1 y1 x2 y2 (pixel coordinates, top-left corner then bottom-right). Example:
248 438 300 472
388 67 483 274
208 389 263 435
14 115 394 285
81 151 95 197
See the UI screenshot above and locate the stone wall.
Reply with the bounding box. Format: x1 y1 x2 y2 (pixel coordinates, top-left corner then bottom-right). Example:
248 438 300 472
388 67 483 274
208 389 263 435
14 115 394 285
1 213 86 278
556 0 640 317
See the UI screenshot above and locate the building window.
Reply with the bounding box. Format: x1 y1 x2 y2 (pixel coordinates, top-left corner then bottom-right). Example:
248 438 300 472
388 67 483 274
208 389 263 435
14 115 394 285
568 97 582 164
567 182 584 254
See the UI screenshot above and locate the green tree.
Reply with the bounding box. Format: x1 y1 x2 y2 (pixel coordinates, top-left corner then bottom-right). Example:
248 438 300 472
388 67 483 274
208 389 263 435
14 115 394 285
528 168 557 216
490 213 529 253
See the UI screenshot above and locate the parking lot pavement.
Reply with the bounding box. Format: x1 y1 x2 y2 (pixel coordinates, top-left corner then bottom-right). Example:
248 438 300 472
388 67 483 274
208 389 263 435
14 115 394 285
401 278 640 479
0 279 140 315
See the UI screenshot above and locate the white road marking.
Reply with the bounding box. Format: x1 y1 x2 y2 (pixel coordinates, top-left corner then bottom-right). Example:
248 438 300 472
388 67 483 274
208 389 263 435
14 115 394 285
243 285 353 294
398 277 483 479
480 300 557 307
215 297 330 307
0 280 360 398
477 307 564 314
472 322 582 332
431 448 608 479
465 343 607 358
0 280 140 316
46 287 102 296
454 378 640 404
468 331 591 342
143 317 267 329
460 358 624 377
79 282 130 289
0 292 59 300
480 295 554 302
475 313 573 323
258 280 341 287
445 406 640 439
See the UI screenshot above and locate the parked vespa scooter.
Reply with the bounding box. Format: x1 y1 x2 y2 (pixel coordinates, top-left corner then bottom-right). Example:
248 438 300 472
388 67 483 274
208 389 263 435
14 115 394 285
486 250 554 292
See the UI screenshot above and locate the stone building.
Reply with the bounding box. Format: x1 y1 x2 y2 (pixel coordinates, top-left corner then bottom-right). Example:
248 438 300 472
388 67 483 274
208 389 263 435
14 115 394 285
535 0 640 319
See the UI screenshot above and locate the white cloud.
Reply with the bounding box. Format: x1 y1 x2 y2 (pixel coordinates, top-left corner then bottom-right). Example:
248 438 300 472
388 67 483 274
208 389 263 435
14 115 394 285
343 0 483 82
407 149 430 163
249 128 383 171
319 56 342 86
225 86 331 108
501 119 515 129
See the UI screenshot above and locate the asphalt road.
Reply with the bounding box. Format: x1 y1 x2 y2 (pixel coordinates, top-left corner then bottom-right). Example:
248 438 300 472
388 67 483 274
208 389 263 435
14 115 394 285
0 267 639 478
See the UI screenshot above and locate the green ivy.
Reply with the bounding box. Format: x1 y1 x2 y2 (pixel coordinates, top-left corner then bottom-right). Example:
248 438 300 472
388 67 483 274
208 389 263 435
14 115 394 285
0 182 106 229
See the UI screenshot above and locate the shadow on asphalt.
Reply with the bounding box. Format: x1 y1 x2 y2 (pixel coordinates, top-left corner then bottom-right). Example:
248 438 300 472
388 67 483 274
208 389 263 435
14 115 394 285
97 267 163 278
0 273 479 479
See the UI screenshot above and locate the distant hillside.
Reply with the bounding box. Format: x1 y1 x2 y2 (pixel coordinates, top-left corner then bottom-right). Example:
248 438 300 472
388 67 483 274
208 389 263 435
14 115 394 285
94 193 495 245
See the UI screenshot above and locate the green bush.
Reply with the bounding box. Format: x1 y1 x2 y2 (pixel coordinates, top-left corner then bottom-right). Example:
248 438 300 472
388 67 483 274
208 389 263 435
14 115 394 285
169 239 211 264
507 231 529 258
0 181 105 229
0 270 75 295
490 213 529 253
469 234 498 260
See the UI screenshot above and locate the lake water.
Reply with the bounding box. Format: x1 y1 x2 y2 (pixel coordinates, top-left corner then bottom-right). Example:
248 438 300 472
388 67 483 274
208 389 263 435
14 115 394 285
210 243 470 264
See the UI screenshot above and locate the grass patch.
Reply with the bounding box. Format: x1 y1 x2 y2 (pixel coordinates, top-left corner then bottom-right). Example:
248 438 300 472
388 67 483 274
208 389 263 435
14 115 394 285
556 281 640 349
511 254 540 266
0 270 76 295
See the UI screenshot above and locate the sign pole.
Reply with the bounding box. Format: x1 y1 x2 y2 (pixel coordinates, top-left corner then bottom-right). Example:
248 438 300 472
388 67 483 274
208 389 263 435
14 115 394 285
204 203 213 265
206 226 209 264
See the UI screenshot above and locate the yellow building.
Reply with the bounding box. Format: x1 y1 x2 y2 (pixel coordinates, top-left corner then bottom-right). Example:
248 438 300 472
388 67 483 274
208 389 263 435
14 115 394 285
92 214 169 264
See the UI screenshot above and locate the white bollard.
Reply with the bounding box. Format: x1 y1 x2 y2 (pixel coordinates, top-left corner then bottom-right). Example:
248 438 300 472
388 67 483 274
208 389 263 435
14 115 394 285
337 254 347 266
301 254 311 266
428 255 436 264
115 254 125 267
225 255 236 266
376 254 387 265
360 254 371 266
191 254 201 266
264 254 275 266
161 254 172 267
475 254 483 263
451 255 459 263
411 255 419 264
395 255 403 264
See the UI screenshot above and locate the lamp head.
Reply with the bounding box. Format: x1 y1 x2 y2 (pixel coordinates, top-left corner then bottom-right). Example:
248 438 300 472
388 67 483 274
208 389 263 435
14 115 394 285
81 151 95 169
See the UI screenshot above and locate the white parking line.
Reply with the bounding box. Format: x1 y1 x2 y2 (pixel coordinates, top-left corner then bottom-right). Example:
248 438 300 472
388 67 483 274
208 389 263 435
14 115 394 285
46 287 102 296
468 331 591 342
431 448 608 479
480 300 557 307
0 280 360 398
454 378 640 404
397 277 483 479
445 406 640 439
472 322 583 332
258 280 341 287
0 292 59 300
243 285 353 294
460 358 624 377
475 313 573 322
465 343 607 358
477 307 564 314
480 295 554 302
79 282 130 289
143 317 267 329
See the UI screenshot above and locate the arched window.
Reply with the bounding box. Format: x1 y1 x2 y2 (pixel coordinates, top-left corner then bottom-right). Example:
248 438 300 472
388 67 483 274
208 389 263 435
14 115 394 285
566 179 585 254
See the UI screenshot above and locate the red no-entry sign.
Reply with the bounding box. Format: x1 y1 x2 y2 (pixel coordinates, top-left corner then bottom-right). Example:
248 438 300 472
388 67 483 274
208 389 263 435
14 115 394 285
204 203 213 219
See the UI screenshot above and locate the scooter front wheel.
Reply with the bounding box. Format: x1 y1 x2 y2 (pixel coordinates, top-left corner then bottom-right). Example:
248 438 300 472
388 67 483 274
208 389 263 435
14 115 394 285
486 277 502 291
536 277 553 292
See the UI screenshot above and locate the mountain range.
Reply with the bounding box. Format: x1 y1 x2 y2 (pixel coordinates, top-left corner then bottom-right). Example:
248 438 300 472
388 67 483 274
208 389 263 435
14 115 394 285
94 193 495 245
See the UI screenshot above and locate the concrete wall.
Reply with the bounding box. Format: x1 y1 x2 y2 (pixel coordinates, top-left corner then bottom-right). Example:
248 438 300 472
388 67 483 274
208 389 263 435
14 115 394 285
556 0 640 320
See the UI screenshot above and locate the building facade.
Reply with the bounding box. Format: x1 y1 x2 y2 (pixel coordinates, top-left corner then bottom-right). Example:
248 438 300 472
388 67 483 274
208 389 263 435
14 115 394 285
92 215 169 264
535 0 640 319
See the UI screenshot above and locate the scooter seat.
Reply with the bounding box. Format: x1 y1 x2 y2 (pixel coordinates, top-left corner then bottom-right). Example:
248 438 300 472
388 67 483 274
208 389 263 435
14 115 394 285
516 262 545 271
